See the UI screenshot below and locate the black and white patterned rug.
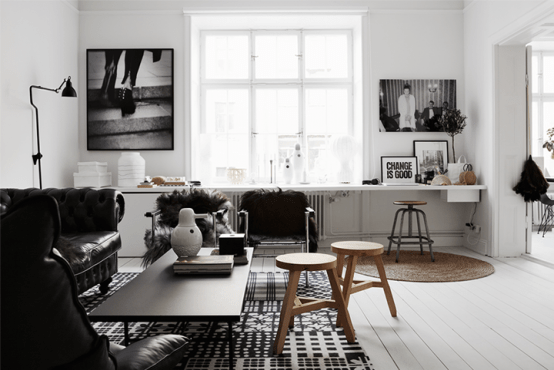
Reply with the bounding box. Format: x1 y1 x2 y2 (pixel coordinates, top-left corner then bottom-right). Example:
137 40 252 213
81 271 374 370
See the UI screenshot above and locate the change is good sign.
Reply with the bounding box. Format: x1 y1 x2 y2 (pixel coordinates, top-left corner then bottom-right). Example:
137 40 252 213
381 156 417 183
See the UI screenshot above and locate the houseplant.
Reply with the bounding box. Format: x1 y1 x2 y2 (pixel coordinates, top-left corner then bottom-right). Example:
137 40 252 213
439 108 467 160
543 127 554 159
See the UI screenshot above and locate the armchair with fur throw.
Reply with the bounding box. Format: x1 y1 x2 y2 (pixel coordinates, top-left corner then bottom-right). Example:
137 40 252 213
142 188 234 267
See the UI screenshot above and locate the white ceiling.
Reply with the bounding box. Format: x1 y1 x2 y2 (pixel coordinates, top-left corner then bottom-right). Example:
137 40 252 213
74 0 467 13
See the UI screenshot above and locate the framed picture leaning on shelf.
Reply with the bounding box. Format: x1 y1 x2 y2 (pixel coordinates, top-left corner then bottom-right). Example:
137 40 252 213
381 156 418 184
413 140 449 175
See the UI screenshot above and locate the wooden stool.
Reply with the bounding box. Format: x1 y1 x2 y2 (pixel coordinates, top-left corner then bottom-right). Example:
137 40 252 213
273 253 355 355
331 241 397 328
387 201 435 262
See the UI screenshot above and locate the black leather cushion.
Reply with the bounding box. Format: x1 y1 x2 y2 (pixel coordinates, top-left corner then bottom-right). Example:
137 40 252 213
111 335 189 370
1 195 114 369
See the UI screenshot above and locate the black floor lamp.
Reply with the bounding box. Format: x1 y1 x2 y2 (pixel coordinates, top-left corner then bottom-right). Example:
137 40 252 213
29 76 77 189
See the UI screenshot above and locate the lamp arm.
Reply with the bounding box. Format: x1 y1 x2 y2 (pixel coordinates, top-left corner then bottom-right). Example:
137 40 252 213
29 85 58 189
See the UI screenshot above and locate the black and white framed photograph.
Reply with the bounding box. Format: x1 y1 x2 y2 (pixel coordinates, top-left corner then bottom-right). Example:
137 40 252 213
86 48 174 150
413 140 449 175
379 79 456 132
381 156 418 183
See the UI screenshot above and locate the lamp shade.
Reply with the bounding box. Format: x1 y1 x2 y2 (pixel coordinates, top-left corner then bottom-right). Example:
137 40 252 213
61 78 77 97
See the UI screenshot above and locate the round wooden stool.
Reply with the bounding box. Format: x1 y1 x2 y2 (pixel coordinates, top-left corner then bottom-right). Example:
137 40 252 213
273 253 356 355
387 201 435 262
331 241 397 328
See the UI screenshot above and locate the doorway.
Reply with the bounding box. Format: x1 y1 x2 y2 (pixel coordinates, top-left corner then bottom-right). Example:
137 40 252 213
529 42 554 265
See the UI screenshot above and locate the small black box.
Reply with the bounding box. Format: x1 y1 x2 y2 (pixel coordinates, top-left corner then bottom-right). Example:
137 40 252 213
219 234 245 256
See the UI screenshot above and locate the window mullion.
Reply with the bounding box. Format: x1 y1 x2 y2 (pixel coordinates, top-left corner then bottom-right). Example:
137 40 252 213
299 30 307 148
249 30 256 179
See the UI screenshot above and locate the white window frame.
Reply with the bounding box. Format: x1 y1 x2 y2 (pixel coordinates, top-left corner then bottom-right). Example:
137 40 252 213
198 29 354 183
532 51 554 163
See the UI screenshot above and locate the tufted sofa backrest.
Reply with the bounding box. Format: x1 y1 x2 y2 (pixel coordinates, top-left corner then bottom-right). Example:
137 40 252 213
0 188 125 233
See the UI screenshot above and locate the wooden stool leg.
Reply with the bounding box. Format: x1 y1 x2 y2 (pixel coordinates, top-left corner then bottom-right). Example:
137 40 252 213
335 253 345 279
326 268 355 343
373 255 397 317
336 255 357 328
273 270 301 355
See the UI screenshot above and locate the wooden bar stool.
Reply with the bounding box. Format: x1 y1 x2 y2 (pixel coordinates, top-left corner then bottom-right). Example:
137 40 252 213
331 241 397 328
387 201 435 262
273 253 356 355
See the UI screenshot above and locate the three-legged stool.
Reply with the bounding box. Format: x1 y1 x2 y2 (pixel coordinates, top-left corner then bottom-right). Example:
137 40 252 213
331 241 397 328
273 253 356 355
387 201 435 262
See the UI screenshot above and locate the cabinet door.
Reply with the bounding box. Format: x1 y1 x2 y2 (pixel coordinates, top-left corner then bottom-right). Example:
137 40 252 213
119 193 160 257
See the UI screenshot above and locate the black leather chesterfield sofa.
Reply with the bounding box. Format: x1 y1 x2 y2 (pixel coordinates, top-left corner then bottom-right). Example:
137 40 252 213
0 187 124 294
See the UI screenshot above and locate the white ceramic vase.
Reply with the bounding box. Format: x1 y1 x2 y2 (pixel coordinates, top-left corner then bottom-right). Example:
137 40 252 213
291 143 305 183
171 208 208 257
118 152 145 187
282 158 293 184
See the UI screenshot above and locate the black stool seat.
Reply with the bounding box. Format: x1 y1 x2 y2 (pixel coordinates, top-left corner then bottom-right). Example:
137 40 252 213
387 200 435 262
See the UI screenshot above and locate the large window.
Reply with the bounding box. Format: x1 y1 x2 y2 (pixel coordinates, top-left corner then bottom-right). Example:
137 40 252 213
194 30 353 183
532 51 554 177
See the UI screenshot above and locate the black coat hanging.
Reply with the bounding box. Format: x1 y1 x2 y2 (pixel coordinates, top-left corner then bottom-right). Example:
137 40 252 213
513 155 550 202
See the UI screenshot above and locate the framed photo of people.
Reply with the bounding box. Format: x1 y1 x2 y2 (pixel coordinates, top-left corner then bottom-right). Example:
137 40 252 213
413 140 449 175
378 79 456 132
86 48 174 150
381 156 418 184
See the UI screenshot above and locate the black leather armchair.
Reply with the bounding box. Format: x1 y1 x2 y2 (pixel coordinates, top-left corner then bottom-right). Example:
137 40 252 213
1 195 188 369
0 187 124 294
238 188 318 253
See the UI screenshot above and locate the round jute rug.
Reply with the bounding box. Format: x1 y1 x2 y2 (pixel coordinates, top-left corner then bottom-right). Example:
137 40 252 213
353 251 495 282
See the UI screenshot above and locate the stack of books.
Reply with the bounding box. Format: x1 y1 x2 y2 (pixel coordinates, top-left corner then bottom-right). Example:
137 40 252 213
173 255 234 275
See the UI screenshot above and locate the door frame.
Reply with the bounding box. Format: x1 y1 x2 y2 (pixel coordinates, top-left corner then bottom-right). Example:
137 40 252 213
489 3 554 257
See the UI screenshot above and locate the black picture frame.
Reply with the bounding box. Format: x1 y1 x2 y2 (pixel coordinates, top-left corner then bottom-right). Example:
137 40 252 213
381 156 418 183
413 140 449 175
86 48 174 150
379 79 456 132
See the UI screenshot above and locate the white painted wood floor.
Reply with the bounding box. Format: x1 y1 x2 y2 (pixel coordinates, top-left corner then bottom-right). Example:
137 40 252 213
119 245 554 370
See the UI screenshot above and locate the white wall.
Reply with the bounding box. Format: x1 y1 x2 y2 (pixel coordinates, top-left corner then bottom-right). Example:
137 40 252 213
0 0 79 188
79 12 186 182
368 10 465 178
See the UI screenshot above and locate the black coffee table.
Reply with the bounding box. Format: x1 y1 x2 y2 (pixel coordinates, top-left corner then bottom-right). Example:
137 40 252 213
89 248 253 370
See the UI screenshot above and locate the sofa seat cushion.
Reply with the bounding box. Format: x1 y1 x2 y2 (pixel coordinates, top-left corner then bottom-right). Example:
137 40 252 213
62 232 121 275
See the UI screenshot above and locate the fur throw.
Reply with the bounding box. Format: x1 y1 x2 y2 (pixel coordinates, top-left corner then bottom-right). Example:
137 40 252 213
142 188 235 267
54 236 85 266
238 188 318 252
513 155 550 202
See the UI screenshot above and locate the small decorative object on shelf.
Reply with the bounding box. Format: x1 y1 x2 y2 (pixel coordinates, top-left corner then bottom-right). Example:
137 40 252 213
438 109 467 161
291 143 305 184
118 152 145 187
282 158 293 184
457 164 477 185
227 168 247 184
543 127 554 159
74 161 112 188
171 208 209 257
